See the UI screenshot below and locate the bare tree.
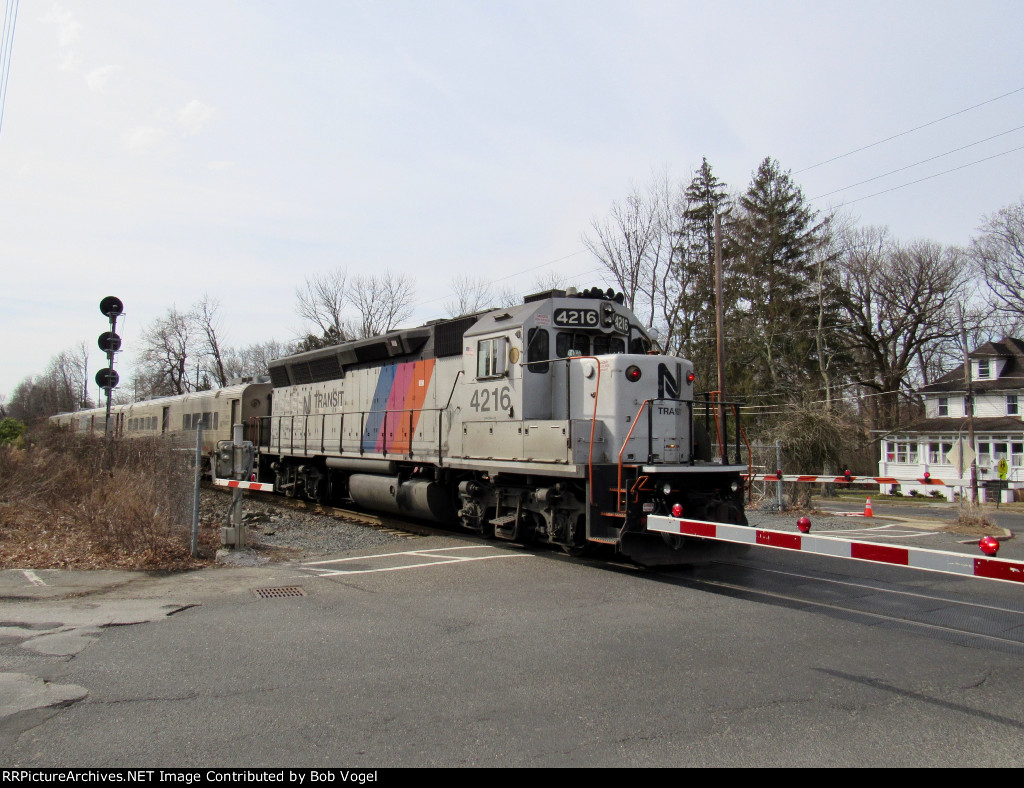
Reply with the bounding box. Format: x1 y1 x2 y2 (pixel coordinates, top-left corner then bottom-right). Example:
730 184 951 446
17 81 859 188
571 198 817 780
296 268 349 341
222 339 294 380
348 271 415 338
192 294 229 387
835 228 968 430
583 173 680 342
5 343 93 421
445 274 494 317
74 341 91 408
137 307 198 396
971 199 1024 321
584 176 672 322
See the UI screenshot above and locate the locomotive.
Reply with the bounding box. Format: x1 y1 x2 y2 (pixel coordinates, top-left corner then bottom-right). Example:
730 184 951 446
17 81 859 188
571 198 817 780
259 287 748 563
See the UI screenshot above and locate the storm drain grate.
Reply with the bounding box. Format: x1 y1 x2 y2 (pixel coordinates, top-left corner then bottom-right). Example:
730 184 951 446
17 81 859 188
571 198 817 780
252 586 306 599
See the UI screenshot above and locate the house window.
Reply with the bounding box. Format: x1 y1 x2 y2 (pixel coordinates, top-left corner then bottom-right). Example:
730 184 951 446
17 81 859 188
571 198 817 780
1013 443 1023 467
978 359 991 379
1008 395 1019 416
964 396 972 415
887 440 917 464
977 442 991 468
929 442 953 464
937 397 949 417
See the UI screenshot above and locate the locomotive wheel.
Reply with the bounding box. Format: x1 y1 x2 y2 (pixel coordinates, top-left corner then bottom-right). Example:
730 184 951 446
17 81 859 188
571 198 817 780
560 515 590 556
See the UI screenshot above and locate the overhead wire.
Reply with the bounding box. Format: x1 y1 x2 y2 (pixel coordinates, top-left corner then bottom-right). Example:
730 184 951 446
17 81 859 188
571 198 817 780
0 0 18 142
828 144 1024 208
809 124 1024 201
794 85 1024 174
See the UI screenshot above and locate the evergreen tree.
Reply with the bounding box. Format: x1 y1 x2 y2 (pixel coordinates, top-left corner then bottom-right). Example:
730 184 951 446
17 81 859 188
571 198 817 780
730 157 829 403
673 158 733 389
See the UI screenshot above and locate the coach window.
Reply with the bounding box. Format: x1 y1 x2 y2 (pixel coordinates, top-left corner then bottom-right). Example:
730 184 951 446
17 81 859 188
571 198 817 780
556 332 589 358
476 337 508 379
527 328 549 373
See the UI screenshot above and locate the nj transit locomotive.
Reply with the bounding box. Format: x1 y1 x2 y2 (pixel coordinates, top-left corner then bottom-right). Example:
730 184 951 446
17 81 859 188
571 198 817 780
259 287 747 564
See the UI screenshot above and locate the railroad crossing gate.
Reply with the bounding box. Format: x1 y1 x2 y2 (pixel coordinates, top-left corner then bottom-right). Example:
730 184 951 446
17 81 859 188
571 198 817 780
645 515 1024 586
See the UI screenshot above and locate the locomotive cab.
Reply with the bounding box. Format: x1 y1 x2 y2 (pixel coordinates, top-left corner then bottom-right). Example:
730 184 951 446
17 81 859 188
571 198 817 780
453 288 747 562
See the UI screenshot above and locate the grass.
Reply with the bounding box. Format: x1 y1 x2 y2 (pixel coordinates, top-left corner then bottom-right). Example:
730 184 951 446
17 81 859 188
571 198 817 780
0 425 219 570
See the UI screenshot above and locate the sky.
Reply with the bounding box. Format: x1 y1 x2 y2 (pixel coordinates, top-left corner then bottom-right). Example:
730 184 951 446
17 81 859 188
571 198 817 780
2 0 1023 401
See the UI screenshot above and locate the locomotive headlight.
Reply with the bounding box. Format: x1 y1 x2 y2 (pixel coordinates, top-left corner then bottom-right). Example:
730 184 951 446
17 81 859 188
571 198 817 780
730 480 741 492
625 365 642 382
661 482 673 496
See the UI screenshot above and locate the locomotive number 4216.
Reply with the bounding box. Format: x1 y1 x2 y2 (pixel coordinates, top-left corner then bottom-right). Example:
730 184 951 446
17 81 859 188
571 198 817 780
553 309 599 327
470 386 512 412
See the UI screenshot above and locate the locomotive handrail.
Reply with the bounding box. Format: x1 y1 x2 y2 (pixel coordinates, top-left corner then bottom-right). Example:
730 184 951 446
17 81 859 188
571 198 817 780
437 370 464 467
617 399 652 514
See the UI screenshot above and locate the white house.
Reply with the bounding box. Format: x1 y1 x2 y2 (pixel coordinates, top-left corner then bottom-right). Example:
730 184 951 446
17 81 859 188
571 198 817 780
878 337 1024 502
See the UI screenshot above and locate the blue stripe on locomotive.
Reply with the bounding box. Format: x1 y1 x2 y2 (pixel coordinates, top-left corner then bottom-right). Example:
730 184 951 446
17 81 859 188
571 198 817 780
361 363 398 452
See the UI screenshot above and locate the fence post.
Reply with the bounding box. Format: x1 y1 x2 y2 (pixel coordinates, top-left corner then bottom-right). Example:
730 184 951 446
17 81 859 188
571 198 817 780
776 440 784 512
191 423 202 558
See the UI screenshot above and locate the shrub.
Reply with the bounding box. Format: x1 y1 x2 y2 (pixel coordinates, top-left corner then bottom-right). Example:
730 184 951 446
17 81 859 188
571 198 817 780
0 425 205 569
0 418 27 447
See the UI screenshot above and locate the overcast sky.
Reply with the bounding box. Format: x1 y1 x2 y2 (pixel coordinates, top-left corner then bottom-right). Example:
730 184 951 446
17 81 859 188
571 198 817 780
2 0 1022 401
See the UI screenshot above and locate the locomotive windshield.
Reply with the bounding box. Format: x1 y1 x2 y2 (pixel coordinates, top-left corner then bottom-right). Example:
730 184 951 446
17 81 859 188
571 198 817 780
555 332 626 357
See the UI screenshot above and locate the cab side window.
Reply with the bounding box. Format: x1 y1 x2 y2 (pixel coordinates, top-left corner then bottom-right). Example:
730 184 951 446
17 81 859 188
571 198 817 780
527 328 549 373
476 337 508 379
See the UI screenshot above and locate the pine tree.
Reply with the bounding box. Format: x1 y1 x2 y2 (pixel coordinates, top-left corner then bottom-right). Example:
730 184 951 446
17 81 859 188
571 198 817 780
671 159 731 388
731 157 828 401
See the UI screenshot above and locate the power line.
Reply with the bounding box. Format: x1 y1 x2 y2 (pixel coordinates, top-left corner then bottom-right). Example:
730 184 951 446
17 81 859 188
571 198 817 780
0 0 18 142
795 85 1024 174
809 124 1024 201
829 144 1024 208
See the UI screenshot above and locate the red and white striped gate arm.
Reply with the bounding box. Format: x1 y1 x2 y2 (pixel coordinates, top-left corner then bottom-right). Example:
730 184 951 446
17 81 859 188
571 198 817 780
646 515 1024 585
212 478 275 492
745 473 965 485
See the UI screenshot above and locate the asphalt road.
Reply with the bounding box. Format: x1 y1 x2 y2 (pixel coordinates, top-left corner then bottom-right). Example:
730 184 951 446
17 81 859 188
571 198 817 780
815 497 1024 535
2 532 1023 768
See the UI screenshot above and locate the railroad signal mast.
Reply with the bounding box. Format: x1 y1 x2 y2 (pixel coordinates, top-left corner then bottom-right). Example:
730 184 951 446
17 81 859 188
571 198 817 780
96 296 123 439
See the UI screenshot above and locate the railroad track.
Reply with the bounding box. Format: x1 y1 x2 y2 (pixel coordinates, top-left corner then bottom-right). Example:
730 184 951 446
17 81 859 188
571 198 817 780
202 481 445 540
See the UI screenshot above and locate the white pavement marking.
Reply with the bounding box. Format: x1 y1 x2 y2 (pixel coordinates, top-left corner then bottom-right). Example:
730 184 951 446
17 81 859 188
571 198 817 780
815 526 941 539
303 545 494 566
301 546 531 577
21 570 46 586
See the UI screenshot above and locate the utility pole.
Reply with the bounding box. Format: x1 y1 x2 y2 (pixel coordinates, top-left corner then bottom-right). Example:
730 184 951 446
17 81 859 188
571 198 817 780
714 212 726 463
960 315 979 505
